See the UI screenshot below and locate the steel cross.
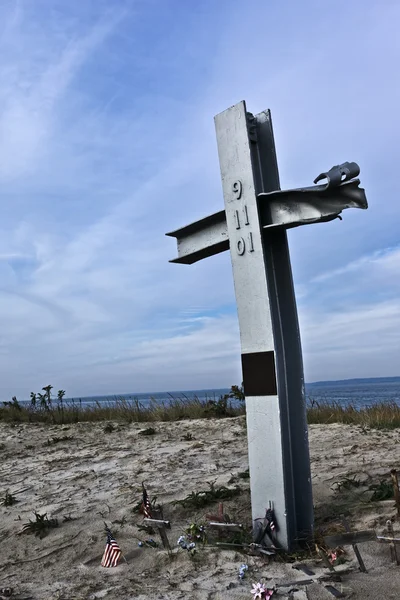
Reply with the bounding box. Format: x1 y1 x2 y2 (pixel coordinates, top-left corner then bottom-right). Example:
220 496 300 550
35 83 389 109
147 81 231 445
166 101 367 551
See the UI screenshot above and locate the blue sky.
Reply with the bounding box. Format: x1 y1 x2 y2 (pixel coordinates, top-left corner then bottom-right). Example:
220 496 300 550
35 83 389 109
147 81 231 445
1 0 400 399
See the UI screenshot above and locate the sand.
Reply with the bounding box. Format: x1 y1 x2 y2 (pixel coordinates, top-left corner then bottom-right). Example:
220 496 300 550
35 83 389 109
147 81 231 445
1 417 400 599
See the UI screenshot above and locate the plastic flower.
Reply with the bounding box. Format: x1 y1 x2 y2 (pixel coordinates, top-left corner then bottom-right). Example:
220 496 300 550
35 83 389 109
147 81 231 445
251 582 266 599
177 535 187 548
239 564 249 579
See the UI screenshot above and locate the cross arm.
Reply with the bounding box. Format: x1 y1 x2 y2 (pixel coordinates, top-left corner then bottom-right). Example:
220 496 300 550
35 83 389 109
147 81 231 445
166 163 368 264
259 176 368 230
165 209 228 264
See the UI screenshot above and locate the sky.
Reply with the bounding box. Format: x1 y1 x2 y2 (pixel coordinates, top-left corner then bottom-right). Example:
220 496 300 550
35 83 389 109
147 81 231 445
1 0 400 399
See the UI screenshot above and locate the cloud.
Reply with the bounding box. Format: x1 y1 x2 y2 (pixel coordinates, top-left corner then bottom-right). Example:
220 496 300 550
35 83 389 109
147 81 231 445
0 2 126 183
66 313 242 395
0 0 399 399
311 246 400 284
301 299 400 381
298 246 400 381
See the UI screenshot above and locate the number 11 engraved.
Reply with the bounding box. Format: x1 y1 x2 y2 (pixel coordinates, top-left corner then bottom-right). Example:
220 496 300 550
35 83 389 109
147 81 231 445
234 210 241 230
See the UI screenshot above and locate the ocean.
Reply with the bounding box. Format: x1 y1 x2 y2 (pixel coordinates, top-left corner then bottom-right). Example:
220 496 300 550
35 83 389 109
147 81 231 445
64 377 400 410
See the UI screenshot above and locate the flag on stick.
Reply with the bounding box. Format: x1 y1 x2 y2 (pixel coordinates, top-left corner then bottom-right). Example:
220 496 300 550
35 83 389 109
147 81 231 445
101 524 122 568
265 508 277 533
142 482 153 519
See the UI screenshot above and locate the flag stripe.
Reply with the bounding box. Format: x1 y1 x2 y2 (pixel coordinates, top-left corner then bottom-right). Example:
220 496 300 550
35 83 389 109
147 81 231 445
101 528 122 568
142 483 153 519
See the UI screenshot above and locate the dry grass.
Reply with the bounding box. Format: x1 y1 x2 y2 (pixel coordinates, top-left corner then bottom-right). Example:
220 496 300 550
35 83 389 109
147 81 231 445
307 400 400 429
2 390 400 429
0 395 244 424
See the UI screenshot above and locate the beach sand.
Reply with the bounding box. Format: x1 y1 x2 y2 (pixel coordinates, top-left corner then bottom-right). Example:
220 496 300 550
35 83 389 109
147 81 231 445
1 417 400 599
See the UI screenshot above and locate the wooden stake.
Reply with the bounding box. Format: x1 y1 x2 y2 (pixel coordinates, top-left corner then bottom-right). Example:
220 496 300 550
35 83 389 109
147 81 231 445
391 469 400 518
341 515 367 573
386 520 399 565
324 530 375 547
377 535 400 543
143 517 172 553
315 544 337 576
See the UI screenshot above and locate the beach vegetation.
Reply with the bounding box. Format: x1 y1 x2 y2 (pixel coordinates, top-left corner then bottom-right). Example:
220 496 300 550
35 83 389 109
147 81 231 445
172 481 241 509
103 422 115 433
44 435 73 446
1 490 18 507
22 512 59 538
0 386 244 424
138 426 157 436
368 479 394 501
307 399 400 429
1 385 400 429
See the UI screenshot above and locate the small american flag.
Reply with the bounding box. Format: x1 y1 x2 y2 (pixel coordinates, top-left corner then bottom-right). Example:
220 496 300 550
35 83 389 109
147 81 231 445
265 508 277 533
101 525 122 568
142 482 153 519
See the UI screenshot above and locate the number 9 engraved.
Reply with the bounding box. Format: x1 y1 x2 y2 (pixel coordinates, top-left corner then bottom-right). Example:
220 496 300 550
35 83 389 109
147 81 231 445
232 180 242 199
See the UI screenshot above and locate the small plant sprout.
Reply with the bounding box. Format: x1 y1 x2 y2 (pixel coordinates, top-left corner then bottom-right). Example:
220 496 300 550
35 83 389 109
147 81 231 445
1 490 18 507
138 427 157 436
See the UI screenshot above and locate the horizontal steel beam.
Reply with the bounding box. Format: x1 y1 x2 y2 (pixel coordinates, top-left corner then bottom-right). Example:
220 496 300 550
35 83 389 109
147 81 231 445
259 178 368 230
166 209 228 264
166 178 367 264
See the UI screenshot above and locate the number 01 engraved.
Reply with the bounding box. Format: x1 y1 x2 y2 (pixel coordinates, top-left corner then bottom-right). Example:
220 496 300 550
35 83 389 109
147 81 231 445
237 237 245 255
236 232 254 256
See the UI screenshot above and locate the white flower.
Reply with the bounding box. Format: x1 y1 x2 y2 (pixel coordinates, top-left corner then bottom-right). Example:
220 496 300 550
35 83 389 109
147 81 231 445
251 582 266 599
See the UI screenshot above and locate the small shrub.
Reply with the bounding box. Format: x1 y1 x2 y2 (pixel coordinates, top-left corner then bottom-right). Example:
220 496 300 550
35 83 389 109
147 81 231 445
2 396 22 410
22 512 59 538
138 427 157 436
173 482 241 509
1 490 18 507
238 468 250 479
44 435 73 446
104 423 115 434
331 475 361 493
204 396 230 418
369 480 394 501
228 384 245 401
63 514 76 522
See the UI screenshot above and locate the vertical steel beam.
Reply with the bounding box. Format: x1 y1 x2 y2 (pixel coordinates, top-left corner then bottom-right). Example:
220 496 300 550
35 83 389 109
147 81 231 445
214 101 313 550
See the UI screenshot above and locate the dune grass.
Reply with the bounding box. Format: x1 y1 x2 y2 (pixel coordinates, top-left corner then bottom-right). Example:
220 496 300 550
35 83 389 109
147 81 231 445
0 394 245 425
1 386 400 429
307 399 400 429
